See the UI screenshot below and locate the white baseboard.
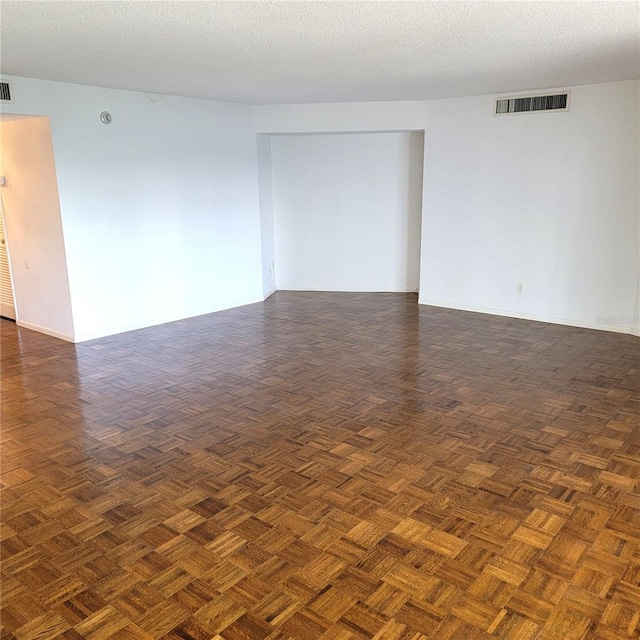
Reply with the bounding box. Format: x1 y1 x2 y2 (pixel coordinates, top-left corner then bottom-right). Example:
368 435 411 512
418 298 634 335
16 320 75 343
73 295 265 343
20 295 636 343
278 286 419 293
263 288 277 301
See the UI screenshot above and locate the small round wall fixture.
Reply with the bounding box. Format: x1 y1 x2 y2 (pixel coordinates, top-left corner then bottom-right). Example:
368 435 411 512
100 111 113 124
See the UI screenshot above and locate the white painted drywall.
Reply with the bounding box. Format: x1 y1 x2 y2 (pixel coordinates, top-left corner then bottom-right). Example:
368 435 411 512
258 80 639 334
0 117 75 340
3 75 636 337
256 100 427 134
2 76 264 341
257 135 276 298
632 272 640 337
271 132 423 292
420 80 640 334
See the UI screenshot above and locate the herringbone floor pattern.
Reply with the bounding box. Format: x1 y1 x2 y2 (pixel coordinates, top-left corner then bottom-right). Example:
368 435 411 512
1 292 639 640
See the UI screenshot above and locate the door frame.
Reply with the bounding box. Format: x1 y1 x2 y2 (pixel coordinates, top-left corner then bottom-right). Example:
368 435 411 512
0 192 17 320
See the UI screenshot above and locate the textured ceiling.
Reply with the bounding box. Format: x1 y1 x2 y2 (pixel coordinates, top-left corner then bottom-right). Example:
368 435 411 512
1 1 638 105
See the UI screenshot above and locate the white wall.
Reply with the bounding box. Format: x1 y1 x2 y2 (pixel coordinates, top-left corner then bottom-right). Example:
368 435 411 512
257 81 639 334
0 117 75 340
2 76 264 341
2 76 636 338
420 80 639 333
271 132 423 292
632 274 640 337
257 135 276 298
257 100 427 134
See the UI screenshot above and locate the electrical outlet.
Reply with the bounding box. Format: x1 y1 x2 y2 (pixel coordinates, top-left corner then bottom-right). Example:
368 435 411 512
516 283 524 294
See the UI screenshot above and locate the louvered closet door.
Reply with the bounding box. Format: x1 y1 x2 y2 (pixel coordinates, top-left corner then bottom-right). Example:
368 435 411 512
0 199 15 320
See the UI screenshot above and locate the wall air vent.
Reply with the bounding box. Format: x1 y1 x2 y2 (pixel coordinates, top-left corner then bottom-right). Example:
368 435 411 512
0 81 13 103
495 92 569 116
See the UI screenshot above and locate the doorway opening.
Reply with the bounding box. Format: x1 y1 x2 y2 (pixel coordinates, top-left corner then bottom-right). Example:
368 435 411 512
0 193 15 319
0 114 75 341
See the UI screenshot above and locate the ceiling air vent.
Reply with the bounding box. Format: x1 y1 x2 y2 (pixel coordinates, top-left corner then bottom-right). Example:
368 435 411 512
0 81 13 103
495 91 569 116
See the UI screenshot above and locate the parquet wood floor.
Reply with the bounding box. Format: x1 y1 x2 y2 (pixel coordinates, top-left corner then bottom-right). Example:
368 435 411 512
1 292 639 640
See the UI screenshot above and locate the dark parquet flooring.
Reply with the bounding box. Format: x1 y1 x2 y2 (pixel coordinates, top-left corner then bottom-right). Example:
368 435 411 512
1 292 639 640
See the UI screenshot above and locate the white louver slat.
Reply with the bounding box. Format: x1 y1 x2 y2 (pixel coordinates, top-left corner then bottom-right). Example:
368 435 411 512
0 201 16 319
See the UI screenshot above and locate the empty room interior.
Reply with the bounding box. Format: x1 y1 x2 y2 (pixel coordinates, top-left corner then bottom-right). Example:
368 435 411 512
1 2 639 639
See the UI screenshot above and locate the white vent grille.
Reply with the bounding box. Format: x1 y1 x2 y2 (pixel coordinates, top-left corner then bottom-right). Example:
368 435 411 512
0 81 13 103
495 92 569 116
